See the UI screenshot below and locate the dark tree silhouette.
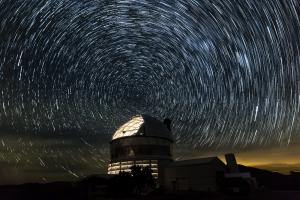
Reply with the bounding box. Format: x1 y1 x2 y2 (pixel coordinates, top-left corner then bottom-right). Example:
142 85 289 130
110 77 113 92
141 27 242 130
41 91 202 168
108 171 133 196
130 165 155 195
108 165 155 196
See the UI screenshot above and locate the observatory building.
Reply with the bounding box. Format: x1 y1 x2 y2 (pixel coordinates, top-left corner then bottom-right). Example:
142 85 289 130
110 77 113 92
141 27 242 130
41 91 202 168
107 115 252 192
107 115 173 179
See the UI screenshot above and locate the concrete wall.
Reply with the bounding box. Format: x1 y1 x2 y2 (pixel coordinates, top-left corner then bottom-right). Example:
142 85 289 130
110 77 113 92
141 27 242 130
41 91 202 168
162 162 225 192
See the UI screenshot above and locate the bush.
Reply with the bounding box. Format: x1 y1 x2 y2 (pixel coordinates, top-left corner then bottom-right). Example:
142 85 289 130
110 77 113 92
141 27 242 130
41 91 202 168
107 165 155 197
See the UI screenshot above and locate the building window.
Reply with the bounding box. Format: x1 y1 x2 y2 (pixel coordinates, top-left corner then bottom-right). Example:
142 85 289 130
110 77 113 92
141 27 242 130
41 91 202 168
108 160 158 178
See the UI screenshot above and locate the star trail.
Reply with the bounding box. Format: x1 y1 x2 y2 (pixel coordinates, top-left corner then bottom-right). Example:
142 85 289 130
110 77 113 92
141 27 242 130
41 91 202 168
0 0 300 183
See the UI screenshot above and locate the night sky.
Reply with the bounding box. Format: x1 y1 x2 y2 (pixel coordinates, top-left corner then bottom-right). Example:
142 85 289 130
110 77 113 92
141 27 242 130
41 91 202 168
0 0 300 184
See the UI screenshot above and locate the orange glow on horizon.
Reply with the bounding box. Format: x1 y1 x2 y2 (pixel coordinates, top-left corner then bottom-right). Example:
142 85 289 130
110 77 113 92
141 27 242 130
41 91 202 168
216 145 300 174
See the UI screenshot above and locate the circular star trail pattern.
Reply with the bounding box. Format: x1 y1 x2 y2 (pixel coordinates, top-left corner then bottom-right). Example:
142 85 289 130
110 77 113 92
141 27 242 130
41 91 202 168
0 0 300 181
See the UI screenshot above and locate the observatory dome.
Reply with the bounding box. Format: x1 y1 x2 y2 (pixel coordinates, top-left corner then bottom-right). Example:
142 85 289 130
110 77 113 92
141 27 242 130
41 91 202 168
112 115 173 141
108 115 173 177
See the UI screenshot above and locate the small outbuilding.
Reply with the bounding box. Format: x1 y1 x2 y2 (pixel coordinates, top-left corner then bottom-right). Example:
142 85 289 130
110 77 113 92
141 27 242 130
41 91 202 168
162 157 226 192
